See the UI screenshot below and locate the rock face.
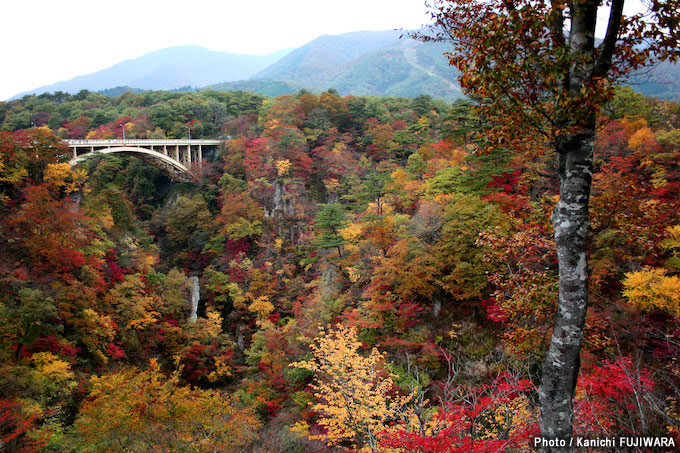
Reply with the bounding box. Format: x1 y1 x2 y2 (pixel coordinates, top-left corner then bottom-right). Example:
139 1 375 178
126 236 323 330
433 298 442 318
188 276 200 324
236 324 245 351
265 179 300 244
264 180 295 219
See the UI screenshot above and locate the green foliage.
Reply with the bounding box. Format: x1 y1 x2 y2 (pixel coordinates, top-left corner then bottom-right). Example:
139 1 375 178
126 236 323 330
458 147 513 195
164 194 215 258
203 266 243 309
389 362 431 391
314 204 349 254
425 166 464 197
607 86 653 121
152 268 191 319
436 193 510 300
284 361 314 387
657 128 680 149
16 289 61 349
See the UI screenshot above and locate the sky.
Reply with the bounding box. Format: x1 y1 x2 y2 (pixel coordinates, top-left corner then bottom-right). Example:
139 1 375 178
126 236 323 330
0 0 649 101
0 0 431 100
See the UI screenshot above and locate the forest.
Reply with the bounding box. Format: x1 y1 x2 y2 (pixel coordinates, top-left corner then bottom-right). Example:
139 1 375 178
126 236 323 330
1 75 679 451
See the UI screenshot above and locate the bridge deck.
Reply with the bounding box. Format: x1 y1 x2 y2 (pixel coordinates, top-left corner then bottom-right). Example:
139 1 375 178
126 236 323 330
66 139 224 183
67 139 223 146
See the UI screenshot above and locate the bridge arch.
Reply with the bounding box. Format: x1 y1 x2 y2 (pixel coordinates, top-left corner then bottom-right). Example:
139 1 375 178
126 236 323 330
66 139 223 183
69 146 195 182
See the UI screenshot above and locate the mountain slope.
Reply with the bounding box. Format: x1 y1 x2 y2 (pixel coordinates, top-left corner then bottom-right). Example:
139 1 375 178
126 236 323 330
253 30 403 87
252 31 464 101
326 40 463 100
13 46 291 98
629 60 680 100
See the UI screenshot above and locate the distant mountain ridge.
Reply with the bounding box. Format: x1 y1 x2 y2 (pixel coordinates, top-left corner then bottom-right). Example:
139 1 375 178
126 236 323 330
12 46 292 98
11 30 680 101
10 31 468 102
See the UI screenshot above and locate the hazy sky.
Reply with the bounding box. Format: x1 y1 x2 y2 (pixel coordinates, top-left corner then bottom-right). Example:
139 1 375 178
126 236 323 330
1 0 648 100
0 0 430 100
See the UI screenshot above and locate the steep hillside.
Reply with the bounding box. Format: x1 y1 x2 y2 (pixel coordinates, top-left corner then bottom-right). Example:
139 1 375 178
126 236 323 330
251 31 464 101
327 40 463 101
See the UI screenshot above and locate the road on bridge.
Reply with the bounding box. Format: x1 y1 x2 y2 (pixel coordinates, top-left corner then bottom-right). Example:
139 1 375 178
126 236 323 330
67 139 225 182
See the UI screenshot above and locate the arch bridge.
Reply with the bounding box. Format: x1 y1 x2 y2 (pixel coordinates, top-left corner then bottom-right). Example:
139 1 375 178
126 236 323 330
67 139 224 182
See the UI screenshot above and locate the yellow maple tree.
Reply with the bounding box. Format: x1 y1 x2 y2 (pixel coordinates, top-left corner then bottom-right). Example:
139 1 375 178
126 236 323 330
275 158 291 176
44 163 86 193
291 324 413 450
622 267 680 317
73 359 260 452
248 295 275 320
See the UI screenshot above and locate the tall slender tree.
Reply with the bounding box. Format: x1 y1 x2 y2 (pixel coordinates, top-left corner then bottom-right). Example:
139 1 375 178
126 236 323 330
421 0 679 447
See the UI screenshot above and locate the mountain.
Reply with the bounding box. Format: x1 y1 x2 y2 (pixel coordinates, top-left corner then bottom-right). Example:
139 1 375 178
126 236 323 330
628 60 680 100
325 39 463 100
12 46 292 98
205 33 464 100
252 30 464 101
12 30 679 102
254 30 404 86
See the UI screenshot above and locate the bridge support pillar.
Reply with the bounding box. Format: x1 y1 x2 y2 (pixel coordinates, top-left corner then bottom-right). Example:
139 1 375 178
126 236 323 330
66 139 222 183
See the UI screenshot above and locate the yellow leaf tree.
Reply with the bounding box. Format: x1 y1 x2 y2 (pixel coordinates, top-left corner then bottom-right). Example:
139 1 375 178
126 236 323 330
292 324 412 450
622 267 680 317
73 359 260 452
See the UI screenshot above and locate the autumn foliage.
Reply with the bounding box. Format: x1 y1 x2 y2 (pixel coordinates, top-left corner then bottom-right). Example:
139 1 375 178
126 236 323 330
73 359 260 451
0 84 679 450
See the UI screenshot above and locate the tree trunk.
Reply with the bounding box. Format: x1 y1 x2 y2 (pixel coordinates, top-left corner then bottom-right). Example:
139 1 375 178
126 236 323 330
540 133 594 450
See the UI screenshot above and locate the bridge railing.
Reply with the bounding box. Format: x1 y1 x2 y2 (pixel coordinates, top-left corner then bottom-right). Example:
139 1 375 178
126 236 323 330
67 139 223 146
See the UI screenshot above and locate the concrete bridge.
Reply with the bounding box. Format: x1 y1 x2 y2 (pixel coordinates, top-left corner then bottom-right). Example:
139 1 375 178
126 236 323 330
67 139 223 182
